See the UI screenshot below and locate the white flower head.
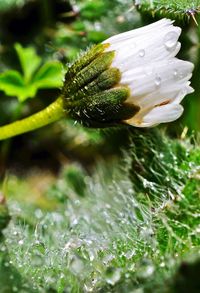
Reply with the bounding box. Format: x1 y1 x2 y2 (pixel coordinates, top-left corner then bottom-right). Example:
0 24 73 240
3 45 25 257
103 18 194 127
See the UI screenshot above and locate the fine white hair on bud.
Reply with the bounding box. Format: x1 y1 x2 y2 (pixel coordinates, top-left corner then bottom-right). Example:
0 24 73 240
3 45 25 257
103 18 194 127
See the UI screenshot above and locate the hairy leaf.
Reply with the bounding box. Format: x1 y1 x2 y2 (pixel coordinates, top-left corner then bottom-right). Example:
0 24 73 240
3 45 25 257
135 0 200 19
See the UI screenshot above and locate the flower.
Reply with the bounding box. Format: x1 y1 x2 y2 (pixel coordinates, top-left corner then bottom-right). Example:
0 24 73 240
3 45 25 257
102 18 194 127
0 19 194 141
62 18 194 128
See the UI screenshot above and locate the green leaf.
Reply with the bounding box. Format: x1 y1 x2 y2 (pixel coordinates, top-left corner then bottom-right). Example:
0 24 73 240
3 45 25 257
33 61 63 89
0 70 37 102
0 0 26 11
0 70 25 98
14 43 41 83
0 44 63 102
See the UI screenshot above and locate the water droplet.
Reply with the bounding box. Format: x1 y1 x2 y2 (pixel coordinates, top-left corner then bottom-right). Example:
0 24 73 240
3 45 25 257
70 255 84 274
18 239 24 245
138 264 155 278
128 263 135 272
144 65 154 76
160 262 165 267
1 245 6 252
164 31 178 51
74 200 80 206
105 268 121 285
173 69 178 79
64 238 82 253
84 281 94 292
125 250 135 259
155 75 161 87
159 153 164 159
103 254 115 265
32 241 45 255
94 22 101 31
35 209 43 219
32 254 44 266
139 49 145 57
88 249 96 261
174 69 186 80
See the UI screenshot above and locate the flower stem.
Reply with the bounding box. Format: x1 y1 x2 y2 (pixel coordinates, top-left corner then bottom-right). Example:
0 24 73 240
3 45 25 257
0 96 65 141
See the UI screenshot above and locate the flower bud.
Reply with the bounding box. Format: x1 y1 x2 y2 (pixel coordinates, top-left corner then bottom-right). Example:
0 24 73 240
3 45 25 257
62 19 194 127
62 44 139 127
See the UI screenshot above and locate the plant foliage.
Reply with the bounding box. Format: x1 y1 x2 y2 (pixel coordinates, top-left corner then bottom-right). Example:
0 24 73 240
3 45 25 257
0 130 199 292
135 0 200 19
0 44 63 102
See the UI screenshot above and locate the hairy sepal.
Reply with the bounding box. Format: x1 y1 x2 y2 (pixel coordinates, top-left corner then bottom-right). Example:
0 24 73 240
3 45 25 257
62 44 139 127
66 87 139 127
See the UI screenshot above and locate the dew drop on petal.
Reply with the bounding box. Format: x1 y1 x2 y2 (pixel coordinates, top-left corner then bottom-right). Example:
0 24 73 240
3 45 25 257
173 69 178 79
139 49 145 57
144 65 154 76
155 75 161 87
164 31 178 51
178 71 186 80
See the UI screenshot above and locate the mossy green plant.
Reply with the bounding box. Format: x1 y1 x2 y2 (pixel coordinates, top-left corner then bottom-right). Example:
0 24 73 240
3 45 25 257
1 129 199 292
135 0 200 21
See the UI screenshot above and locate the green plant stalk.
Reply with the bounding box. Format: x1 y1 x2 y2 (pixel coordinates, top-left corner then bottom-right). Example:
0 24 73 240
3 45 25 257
0 97 64 140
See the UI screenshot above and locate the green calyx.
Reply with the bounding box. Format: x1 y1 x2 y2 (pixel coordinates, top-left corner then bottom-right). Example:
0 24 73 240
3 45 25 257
62 44 139 127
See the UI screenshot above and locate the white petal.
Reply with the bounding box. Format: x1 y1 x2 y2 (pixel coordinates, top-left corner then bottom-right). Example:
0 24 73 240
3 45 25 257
101 19 194 127
104 19 182 71
126 104 183 127
103 19 173 44
123 59 194 108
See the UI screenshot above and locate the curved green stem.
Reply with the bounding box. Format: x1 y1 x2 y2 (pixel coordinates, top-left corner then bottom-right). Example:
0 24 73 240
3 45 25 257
0 96 65 141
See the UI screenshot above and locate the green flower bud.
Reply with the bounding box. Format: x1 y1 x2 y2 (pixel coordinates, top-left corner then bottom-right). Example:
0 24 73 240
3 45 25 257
62 19 194 128
62 44 139 127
